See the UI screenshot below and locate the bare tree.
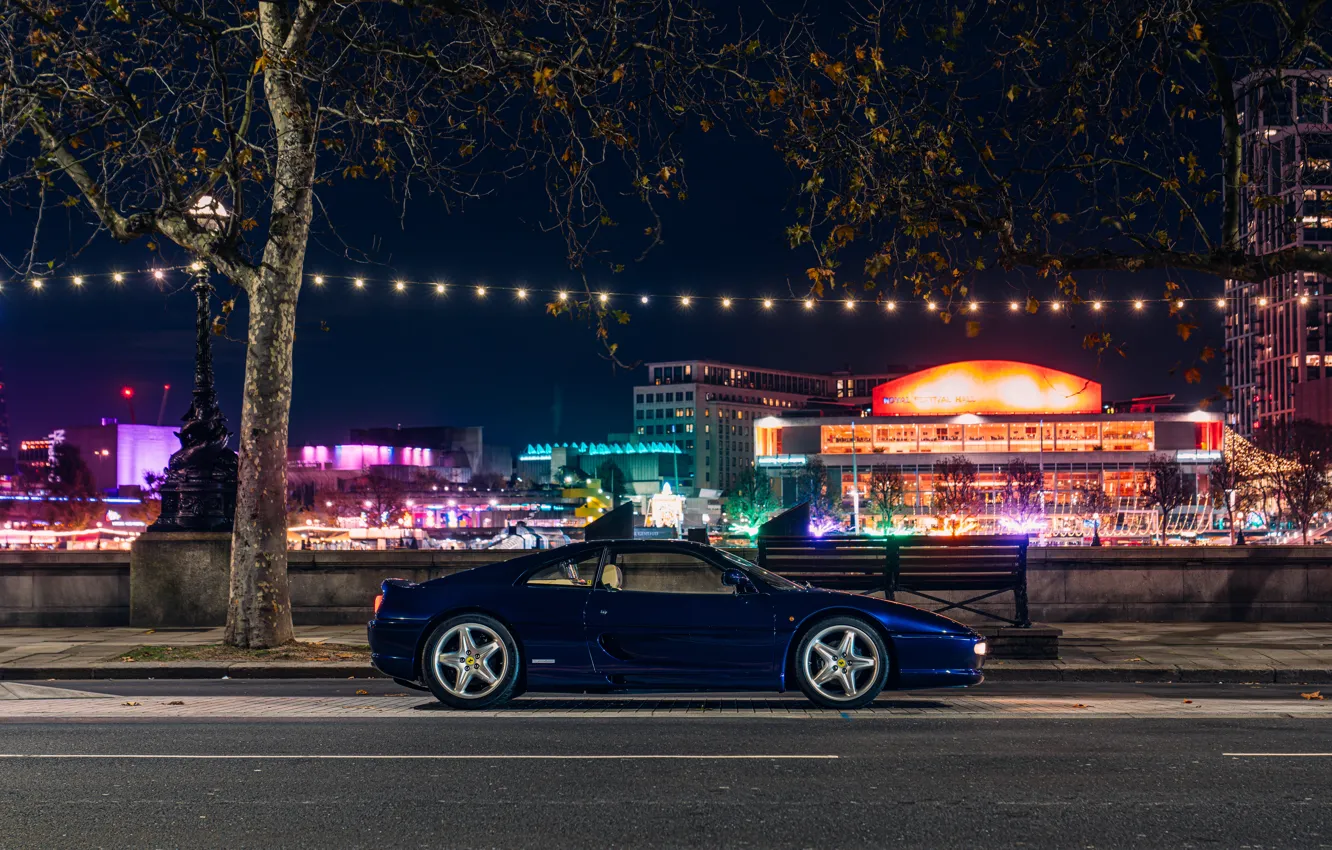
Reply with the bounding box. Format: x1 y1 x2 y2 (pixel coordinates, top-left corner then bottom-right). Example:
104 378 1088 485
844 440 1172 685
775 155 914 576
1073 481 1115 546
998 458 1044 531
865 468 906 532
1 0 755 645
1144 454 1191 542
1256 419 1332 543
1208 446 1257 544
931 455 980 531
767 1 1332 375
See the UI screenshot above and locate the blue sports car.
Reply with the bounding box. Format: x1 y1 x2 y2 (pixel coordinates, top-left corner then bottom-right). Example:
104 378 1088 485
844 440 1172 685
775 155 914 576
368 540 987 709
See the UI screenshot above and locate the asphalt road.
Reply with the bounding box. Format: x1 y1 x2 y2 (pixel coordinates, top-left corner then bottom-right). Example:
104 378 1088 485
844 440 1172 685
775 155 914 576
3 702 1331 849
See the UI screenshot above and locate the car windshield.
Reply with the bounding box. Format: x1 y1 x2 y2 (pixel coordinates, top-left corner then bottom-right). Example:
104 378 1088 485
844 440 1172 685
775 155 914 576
716 549 805 592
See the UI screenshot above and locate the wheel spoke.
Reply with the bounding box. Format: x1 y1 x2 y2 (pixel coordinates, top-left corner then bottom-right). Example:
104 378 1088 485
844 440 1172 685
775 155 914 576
473 660 499 685
475 640 502 662
847 652 876 671
456 626 475 655
812 662 839 685
811 642 837 664
454 666 474 693
837 629 856 657
834 667 858 696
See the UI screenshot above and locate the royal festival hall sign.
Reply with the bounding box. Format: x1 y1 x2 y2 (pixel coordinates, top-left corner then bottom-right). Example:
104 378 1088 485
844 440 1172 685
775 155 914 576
872 360 1102 417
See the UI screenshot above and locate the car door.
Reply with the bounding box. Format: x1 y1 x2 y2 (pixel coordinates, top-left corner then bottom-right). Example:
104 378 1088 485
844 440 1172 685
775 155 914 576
515 547 603 683
586 545 776 687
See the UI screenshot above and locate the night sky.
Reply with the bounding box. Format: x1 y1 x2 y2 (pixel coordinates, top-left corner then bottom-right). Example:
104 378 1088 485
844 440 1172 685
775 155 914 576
0 131 1224 455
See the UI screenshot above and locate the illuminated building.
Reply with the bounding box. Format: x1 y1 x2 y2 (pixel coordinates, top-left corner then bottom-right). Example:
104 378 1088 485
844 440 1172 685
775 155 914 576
633 360 908 494
753 361 1225 536
292 425 512 484
1224 70 1332 435
516 441 684 492
55 422 180 494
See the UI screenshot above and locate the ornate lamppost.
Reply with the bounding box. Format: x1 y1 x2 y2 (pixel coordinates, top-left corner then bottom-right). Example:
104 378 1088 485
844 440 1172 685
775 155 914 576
148 263 238 532
149 198 239 532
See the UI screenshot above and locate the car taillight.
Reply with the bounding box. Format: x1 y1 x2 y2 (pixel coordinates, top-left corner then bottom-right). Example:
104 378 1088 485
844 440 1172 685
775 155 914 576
373 594 383 615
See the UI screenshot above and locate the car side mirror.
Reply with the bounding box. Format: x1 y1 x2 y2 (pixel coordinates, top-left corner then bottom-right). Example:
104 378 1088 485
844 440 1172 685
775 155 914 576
721 568 754 593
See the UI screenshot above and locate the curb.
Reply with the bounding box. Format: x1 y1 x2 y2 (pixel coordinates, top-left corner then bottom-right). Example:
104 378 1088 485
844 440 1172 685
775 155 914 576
983 665 1332 684
2 664 1330 684
0 663 384 680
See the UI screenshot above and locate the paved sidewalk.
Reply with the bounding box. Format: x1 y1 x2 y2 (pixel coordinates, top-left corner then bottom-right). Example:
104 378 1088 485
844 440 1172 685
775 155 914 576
1 623 1330 683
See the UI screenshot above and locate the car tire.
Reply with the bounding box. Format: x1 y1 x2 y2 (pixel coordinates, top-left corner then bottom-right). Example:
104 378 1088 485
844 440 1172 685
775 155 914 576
420 614 522 710
794 615 890 710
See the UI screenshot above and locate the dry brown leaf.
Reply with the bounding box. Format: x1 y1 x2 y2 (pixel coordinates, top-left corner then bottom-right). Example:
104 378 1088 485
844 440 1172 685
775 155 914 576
166 700 185 706
122 701 141 707
1071 703 1089 709
119 657 135 663
1301 691 1324 700
355 689 369 695
1182 699 1193 704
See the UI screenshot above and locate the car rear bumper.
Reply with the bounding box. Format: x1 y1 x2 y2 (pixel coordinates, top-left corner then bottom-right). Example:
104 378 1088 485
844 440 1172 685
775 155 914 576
368 618 425 681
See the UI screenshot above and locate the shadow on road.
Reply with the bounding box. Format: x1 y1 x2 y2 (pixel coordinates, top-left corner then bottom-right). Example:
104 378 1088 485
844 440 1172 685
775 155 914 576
411 696 953 712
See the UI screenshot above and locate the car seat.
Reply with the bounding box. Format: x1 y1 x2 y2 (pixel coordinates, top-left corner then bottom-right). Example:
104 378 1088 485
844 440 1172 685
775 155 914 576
601 563 623 590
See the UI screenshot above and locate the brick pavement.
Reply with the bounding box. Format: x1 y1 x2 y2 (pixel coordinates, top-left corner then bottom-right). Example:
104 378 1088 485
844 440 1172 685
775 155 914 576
1 623 1331 683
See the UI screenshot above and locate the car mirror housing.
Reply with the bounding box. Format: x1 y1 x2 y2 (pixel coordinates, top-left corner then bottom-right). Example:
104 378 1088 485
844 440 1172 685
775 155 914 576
721 568 754 592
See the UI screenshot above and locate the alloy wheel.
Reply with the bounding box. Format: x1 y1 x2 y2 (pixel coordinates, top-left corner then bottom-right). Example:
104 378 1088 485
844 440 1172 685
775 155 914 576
431 622 509 699
801 624 880 702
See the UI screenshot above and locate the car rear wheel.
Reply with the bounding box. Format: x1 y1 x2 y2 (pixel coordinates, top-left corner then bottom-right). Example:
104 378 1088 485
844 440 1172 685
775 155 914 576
794 616 889 710
421 615 521 710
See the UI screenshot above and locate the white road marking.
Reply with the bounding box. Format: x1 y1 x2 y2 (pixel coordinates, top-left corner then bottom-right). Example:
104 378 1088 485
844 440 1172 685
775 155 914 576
0 753 838 760
1220 756 1332 762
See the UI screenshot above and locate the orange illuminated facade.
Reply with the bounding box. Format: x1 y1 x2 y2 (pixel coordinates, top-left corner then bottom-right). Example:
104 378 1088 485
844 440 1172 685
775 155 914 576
873 360 1101 417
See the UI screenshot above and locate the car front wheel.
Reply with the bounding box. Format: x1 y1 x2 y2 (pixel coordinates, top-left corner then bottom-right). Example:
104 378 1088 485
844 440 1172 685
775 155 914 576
421 615 521 710
794 616 889 709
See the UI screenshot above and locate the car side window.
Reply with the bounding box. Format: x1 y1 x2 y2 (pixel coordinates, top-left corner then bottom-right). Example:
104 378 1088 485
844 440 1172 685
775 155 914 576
526 550 602 588
601 550 732 595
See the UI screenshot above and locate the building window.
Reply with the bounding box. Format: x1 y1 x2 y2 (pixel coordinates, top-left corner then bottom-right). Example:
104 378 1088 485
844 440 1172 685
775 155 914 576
635 410 644 420
685 423 695 433
676 391 684 401
686 391 694 400
656 393 664 402
636 394 644 403
656 425 664 434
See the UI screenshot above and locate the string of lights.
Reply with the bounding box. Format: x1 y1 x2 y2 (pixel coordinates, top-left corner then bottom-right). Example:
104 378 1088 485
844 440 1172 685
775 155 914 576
1 265 1238 313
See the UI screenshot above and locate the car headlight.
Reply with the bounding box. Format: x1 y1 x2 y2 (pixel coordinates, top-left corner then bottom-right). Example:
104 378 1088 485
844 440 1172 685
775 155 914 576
973 640 988 657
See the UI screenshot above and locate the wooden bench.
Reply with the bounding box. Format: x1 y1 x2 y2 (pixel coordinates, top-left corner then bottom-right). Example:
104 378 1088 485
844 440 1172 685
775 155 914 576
755 533 1030 627
888 536 1030 628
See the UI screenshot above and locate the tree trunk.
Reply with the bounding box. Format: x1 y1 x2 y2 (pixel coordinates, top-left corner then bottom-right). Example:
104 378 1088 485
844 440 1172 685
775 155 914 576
224 15 316 648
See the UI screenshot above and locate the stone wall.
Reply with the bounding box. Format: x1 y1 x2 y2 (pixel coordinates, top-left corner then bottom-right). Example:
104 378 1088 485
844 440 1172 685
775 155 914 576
3 545 1332 626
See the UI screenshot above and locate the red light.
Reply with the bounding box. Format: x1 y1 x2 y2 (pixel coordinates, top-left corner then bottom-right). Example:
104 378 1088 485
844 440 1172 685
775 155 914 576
121 387 134 399
373 594 383 615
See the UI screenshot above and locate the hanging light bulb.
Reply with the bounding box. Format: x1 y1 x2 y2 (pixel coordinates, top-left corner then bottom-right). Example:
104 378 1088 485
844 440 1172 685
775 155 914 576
476 286 487 297
394 280 406 292
1092 301 1102 311
844 299 855 310
598 292 609 304
968 302 978 312
1259 297 1269 306
1134 300 1144 310
72 276 84 286
313 275 325 285
1216 298 1226 308
152 269 165 281
721 298 732 308
926 301 937 311
31 279 43 290
1175 299 1185 308
640 295 649 305
1050 301 1061 311
558 291 568 301
354 278 365 288
803 299 815 310
113 273 125 284
1008 301 1019 311
762 299 774 309
680 296 692 307
517 289 528 300
886 301 897 312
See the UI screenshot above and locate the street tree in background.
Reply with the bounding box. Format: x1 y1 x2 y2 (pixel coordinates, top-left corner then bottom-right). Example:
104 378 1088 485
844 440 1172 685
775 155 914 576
1073 481 1115 546
1208 447 1257 544
865 469 906 532
1 0 757 646
725 466 780 531
770 1 1331 370
359 470 407 529
1256 419 1332 543
1144 454 1191 542
932 456 981 532
998 459 1044 531
794 458 844 534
